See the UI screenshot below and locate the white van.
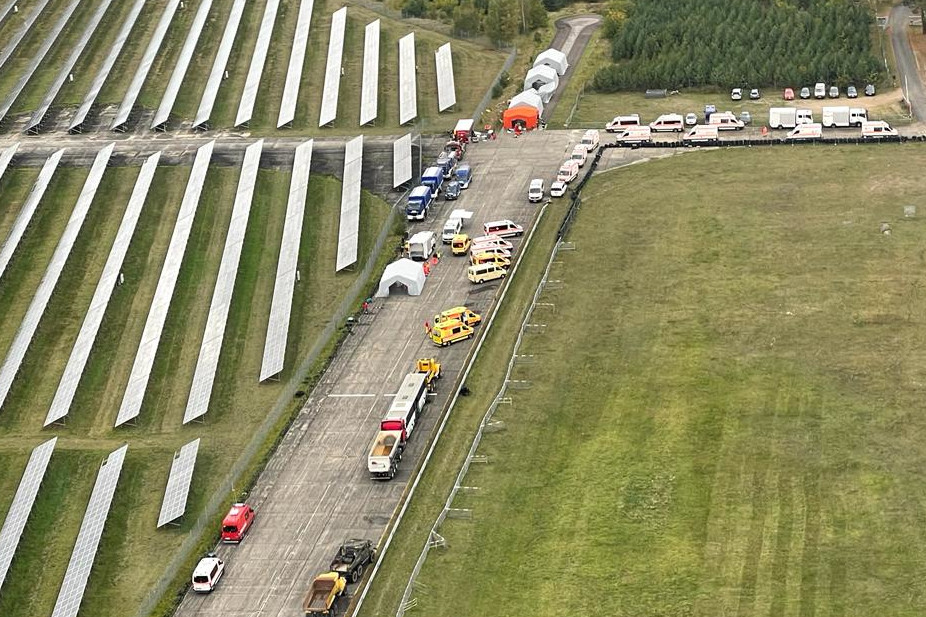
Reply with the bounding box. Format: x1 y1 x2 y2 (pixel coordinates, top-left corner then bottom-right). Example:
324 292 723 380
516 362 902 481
580 129 600 151
605 114 641 132
192 554 225 593
468 262 507 284
441 217 462 243
861 120 898 138
528 178 544 203
706 111 744 130
483 220 523 237
814 82 826 99
614 125 652 144
683 125 719 144
785 123 823 141
570 144 588 167
470 235 513 252
556 160 580 183
649 113 685 132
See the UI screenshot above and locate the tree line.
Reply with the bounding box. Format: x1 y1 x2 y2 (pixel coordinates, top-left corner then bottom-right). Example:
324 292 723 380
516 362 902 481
397 0 549 44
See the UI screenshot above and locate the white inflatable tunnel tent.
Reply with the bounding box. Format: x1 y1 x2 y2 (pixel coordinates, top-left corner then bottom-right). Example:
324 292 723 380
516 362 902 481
533 48 568 76
523 65 559 103
508 90 544 115
375 258 426 297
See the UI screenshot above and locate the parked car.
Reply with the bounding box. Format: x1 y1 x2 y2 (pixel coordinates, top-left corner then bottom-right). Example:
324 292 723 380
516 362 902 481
731 88 742 101
444 180 461 200
847 85 858 98
783 87 795 100
749 88 760 100
330 539 376 584
192 554 225 593
800 87 811 99
865 83 876 96
684 113 697 125
739 110 752 125
550 181 567 198
829 85 839 98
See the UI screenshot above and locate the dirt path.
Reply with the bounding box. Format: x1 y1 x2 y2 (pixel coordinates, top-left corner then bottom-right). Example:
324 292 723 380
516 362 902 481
890 4 926 121
543 14 601 119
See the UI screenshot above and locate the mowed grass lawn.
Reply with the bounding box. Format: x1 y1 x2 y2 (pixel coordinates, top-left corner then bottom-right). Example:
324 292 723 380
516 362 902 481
408 146 926 617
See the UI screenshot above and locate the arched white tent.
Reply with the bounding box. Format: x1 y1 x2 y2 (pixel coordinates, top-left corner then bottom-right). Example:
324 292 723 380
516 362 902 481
509 90 544 115
375 258 425 297
524 65 559 103
533 48 568 76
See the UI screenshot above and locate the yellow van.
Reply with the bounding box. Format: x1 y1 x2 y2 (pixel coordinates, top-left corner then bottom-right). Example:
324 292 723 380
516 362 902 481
451 234 471 256
468 262 507 284
429 319 474 346
470 252 511 269
434 306 482 327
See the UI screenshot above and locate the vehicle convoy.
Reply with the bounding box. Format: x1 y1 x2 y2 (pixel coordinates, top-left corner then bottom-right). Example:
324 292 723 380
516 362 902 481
821 106 867 128
303 572 346 616
407 231 436 261
406 185 433 220
367 430 404 479
768 107 813 129
421 166 443 198
330 539 377 583
221 503 255 543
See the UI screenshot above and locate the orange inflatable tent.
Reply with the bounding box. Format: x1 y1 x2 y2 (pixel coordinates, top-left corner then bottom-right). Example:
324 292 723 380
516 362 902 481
502 105 539 130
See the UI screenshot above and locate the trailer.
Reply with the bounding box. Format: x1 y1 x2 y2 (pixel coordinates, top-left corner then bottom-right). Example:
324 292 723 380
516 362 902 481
407 231 436 261
367 430 404 480
303 572 345 615
769 107 813 129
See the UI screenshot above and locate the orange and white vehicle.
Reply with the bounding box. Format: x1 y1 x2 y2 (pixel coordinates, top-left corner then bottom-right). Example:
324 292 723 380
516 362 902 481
469 235 513 252
649 113 685 132
785 123 823 141
221 503 255 543
556 160 580 183
614 125 652 144
860 120 898 138
706 111 745 130
469 245 512 260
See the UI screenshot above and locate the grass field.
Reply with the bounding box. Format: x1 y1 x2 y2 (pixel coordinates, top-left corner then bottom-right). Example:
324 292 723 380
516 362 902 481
359 145 926 617
0 161 393 617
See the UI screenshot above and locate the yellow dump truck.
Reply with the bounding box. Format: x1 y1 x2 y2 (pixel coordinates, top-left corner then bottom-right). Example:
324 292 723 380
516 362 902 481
303 572 346 615
415 358 441 387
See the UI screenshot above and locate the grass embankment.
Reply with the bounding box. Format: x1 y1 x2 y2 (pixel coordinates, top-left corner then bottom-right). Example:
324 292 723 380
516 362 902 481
0 160 392 617
370 146 926 617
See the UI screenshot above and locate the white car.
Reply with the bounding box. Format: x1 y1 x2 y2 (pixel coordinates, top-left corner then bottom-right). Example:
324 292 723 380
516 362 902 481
550 181 566 197
731 88 742 101
684 113 697 126
192 554 225 593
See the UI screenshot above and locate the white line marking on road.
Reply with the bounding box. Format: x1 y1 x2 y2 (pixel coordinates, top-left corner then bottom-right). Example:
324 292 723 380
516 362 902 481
327 393 377 398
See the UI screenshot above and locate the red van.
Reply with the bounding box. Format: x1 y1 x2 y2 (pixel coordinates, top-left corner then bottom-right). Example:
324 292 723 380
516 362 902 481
221 503 255 543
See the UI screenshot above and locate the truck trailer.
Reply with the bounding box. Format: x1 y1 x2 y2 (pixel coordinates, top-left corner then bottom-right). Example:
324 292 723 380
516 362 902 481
405 185 433 221
303 572 345 616
367 430 404 480
822 106 867 128
768 107 813 129
407 231 436 261
421 166 443 198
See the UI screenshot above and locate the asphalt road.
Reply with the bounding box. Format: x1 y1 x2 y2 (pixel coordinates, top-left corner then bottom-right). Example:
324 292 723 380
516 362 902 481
173 128 579 617
543 15 602 120
890 4 926 121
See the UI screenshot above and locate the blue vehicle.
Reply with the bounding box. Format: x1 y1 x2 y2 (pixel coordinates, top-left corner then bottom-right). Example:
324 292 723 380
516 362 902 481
435 152 457 179
454 163 473 189
421 166 443 199
406 185 433 220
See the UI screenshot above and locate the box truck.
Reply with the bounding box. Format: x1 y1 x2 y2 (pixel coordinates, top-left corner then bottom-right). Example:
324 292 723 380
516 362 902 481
405 186 433 220
768 107 813 129
407 231 436 261
421 166 443 198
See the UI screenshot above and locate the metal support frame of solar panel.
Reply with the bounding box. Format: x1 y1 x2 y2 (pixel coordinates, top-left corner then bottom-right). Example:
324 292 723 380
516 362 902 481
0 437 56 593
69 0 146 133
0 143 19 184
192 0 247 130
260 140 313 381
0 0 18 28
50 444 126 617
435 43 456 112
0 149 63 283
157 438 200 527
318 6 347 127
234 0 280 127
151 0 214 130
115 141 214 428
0 0 53 73
183 140 261 424
0 144 112 412
25 0 116 134
393 134 412 188
398 33 418 125
336 136 363 272
45 152 161 427
276 0 315 128
111 0 181 132
359 19 380 126
0 0 83 124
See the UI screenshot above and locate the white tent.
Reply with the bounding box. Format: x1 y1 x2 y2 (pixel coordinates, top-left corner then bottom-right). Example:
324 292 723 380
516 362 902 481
533 48 568 76
509 90 544 115
523 65 559 103
375 258 426 297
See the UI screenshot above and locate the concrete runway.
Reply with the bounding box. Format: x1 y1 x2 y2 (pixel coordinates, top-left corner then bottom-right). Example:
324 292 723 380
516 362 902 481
174 128 579 617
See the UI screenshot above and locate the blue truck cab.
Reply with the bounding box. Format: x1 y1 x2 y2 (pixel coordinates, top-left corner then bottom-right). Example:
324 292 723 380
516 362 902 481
421 166 444 199
406 185 433 220
454 163 472 188
435 152 457 179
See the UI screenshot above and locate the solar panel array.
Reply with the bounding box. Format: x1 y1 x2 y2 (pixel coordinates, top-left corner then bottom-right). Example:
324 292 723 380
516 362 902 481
359 19 380 126
0 0 16 27
193 0 247 129
25 0 114 133
112 0 181 131
0 149 63 282
0 144 113 412
45 152 161 427
0 437 57 593
235 0 280 127
435 43 456 112
115 141 214 427
398 33 418 125
0 0 53 72
393 133 412 188
319 7 347 127
183 140 262 424
260 140 313 381
0 0 82 123
336 136 363 272
50 444 127 617
69 0 146 132
157 438 200 527
277 0 315 128
0 143 18 184
151 0 214 130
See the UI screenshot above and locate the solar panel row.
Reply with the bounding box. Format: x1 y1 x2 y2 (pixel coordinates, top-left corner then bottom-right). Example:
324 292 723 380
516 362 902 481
115 141 214 427
359 19 380 126
45 152 161 427
112 0 182 131
393 133 412 188
336 136 363 272
235 0 280 127
435 43 457 112
69 0 146 132
193 0 247 130
0 144 113 412
0 142 18 184
319 7 347 127
0 148 64 283
157 438 200 527
0 0 17 27
50 444 127 617
398 33 418 125
260 140 313 381
151 0 215 130
0 0 53 72
277 0 315 128
183 140 262 424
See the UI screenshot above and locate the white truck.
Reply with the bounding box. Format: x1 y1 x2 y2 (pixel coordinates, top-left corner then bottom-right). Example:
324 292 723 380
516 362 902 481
407 231 436 261
768 107 813 129
822 106 867 128
367 430 404 480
